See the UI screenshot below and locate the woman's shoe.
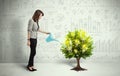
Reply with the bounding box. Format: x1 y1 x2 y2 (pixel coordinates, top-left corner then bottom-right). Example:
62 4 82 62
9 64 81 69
32 68 37 71
27 66 34 71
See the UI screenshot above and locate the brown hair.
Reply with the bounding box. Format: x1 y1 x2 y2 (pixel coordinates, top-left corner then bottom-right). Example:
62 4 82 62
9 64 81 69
32 9 44 22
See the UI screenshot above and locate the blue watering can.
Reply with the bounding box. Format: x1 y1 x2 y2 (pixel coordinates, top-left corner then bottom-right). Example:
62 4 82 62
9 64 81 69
46 34 59 42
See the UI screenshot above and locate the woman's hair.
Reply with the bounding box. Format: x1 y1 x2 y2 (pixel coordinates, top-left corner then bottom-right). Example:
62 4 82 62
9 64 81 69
32 9 44 22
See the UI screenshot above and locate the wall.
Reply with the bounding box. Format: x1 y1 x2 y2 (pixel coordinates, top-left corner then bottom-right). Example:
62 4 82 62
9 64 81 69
0 0 120 63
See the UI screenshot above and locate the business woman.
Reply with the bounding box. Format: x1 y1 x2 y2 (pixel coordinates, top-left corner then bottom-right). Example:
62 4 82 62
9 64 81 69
27 9 50 71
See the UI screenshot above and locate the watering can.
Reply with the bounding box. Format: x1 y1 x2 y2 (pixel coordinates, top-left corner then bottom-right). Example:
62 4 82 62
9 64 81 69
46 33 59 42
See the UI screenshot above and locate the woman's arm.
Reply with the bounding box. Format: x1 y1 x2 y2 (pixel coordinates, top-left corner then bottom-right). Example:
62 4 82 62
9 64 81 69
27 32 31 40
27 19 33 38
38 29 50 34
27 19 33 46
27 32 31 46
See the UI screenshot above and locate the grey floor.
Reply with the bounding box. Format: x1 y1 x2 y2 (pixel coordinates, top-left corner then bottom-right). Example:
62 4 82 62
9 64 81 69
0 62 120 76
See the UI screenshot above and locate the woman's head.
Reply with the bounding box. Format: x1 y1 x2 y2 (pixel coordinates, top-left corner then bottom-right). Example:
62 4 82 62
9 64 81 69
32 9 44 22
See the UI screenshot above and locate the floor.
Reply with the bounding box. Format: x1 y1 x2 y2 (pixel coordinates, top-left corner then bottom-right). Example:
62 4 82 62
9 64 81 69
0 62 120 76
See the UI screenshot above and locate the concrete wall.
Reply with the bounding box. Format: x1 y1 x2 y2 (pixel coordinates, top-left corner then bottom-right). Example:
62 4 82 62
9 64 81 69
0 0 120 63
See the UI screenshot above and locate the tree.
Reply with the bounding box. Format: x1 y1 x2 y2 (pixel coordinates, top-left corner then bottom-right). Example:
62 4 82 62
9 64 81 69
61 29 94 71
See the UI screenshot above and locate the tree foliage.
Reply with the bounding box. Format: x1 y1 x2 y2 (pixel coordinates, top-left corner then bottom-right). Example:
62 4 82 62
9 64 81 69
61 29 94 59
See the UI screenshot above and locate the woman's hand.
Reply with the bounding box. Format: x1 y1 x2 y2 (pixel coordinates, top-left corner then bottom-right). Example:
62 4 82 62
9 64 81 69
27 40 31 46
46 32 50 34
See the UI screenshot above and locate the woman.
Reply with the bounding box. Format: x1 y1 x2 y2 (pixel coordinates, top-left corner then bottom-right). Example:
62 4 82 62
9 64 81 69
27 9 50 71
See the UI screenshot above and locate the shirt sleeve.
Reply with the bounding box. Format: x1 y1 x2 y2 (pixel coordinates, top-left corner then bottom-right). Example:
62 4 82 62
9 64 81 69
27 19 33 32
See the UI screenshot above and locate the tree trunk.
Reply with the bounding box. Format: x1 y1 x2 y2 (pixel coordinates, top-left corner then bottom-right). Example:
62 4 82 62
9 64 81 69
71 58 87 71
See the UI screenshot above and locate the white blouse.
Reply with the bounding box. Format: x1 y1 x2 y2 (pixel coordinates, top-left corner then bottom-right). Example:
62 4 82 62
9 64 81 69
28 18 39 39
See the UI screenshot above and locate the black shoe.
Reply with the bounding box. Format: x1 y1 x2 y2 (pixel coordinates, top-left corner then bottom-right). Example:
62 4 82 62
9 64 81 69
32 68 37 71
27 66 34 71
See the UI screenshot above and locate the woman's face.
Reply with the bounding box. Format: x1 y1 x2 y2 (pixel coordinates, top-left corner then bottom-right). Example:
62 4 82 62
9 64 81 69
39 13 43 19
